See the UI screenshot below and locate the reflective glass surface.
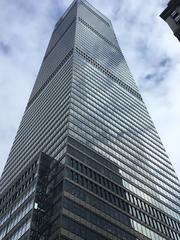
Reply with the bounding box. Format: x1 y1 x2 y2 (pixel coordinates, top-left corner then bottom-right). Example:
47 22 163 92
0 1 179 240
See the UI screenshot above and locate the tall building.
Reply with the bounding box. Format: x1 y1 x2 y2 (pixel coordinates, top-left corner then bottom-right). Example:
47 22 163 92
0 0 180 239
160 0 180 41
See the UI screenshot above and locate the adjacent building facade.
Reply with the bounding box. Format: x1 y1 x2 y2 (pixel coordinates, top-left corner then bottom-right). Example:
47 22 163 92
0 0 180 239
160 0 180 41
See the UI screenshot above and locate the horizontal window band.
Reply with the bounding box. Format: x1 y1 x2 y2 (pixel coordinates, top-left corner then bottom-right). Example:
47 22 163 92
80 1 110 27
67 130 180 220
65 145 180 229
78 17 119 51
75 47 143 102
44 18 76 61
26 49 73 110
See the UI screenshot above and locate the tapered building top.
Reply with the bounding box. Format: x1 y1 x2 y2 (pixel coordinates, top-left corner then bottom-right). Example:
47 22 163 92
0 1 180 240
0 0 141 193
160 0 180 41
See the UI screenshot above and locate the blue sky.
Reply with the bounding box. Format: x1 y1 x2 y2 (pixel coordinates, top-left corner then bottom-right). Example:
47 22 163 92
0 0 180 179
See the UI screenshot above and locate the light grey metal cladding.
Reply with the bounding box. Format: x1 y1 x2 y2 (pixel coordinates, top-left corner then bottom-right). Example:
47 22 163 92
76 4 139 91
28 6 77 103
0 1 180 240
78 1 115 44
44 1 78 58
0 56 73 192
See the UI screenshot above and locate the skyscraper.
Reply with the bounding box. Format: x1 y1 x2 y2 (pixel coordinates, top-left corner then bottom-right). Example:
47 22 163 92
160 0 180 41
0 0 180 239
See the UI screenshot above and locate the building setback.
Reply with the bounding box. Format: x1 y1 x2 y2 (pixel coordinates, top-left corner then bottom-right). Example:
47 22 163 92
0 0 180 239
160 0 180 41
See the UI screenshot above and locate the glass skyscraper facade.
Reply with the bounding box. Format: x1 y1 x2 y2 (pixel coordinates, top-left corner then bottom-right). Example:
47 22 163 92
0 0 180 239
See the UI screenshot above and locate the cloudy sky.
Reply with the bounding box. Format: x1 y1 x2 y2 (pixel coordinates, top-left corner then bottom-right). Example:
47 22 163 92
0 0 180 180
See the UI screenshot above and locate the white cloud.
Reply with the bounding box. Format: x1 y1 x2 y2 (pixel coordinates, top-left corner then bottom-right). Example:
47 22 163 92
0 0 180 183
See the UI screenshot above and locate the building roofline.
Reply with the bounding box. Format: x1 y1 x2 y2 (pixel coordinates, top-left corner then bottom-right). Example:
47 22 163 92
160 0 180 19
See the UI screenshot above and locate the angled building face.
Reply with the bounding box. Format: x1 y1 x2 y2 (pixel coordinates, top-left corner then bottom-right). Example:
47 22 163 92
0 1 180 240
160 0 180 41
